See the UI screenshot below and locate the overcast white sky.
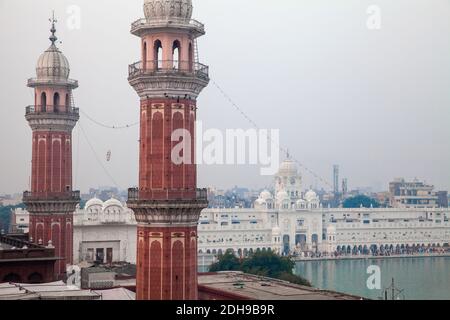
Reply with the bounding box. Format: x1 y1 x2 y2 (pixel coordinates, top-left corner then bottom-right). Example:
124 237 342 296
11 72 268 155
0 0 449 194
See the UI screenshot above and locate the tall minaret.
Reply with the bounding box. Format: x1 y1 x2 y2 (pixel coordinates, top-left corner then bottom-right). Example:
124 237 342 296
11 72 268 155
23 14 80 279
127 0 209 300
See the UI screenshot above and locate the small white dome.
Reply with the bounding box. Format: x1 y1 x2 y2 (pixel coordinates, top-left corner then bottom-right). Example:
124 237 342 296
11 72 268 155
103 198 123 210
85 198 103 210
36 44 70 79
304 190 318 202
276 190 290 202
259 190 272 200
144 0 193 21
254 198 266 207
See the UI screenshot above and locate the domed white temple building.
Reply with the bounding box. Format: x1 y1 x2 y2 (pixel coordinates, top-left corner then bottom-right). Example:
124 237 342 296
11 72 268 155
198 158 324 259
72 197 137 264
197 158 450 262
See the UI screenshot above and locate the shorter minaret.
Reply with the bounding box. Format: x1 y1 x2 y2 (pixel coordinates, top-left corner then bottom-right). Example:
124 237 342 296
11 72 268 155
23 13 80 280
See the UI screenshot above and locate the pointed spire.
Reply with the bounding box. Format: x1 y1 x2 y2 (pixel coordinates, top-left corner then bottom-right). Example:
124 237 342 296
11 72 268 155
49 10 58 45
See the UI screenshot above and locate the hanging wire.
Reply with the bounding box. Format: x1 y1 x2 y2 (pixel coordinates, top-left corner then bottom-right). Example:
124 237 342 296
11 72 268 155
79 121 121 189
211 78 333 189
80 109 139 130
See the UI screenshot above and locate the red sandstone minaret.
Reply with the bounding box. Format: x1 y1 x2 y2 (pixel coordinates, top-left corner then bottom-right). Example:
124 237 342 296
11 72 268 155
127 0 209 300
23 14 80 280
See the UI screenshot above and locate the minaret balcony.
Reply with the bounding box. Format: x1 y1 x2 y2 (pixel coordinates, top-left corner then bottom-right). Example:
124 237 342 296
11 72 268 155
27 77 78 89
131 18 205 38
26 105 79 116
127 188 208 225
23 191 80 201
128 188 208 202
25 105 80 131
23 191 81 214
128 60 209 81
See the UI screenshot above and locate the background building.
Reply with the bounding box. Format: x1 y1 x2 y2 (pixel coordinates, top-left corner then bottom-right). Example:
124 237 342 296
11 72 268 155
0 234 56 283
73 198 136 264
389 178 440 208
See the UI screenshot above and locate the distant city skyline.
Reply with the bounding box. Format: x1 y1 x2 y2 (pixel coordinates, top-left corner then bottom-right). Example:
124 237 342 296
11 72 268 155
1 0 449 194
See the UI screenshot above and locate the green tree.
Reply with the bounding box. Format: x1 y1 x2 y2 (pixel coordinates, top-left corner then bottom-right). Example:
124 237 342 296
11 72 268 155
209 249 241 272
343 195 380 208
241 250 293 278
209 249 312 287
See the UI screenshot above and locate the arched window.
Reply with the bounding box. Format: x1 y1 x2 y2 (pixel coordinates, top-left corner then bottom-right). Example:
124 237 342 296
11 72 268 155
53 92 60 112
3 273 21 283
65 93 70 112
27 272 43 284
154 40 163 70
188 42 193 72
143 41 147 69
173 40 181 69
41 92 47 112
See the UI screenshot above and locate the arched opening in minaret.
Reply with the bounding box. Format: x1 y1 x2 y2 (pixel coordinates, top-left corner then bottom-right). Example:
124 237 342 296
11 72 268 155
188 42 193 72
173 40 181 70
41 92 47 112
143 41 147 70
53 92 60 112
154 40 163 70
65 93 70 112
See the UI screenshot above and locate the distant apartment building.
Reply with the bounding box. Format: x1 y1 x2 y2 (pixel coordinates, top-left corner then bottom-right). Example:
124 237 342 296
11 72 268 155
389 178 441 208
437 191 449 208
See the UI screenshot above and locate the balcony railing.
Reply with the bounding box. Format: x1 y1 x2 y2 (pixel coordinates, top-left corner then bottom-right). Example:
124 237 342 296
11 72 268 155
23 191 81 201
128 60 209 80
26 105 80 115
128 188 208 202
131 18 205 34
27 77 78 88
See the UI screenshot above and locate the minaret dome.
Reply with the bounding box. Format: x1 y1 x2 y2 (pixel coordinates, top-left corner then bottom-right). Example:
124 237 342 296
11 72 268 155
35 13 70 80
36 45 70 80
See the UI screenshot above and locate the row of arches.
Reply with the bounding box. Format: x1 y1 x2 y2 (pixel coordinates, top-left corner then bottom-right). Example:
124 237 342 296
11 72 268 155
335 243 449 256
282 234 320 255
37 92 71 113
142 39 194 71
2 272 43 284
199 247 272 257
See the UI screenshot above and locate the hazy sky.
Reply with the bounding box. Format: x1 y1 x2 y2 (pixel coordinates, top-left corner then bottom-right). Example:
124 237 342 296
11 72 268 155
0 0 449 194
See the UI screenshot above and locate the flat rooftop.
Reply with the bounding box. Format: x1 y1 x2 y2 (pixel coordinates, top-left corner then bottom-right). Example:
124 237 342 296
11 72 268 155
0 281 135 300
0 281 101 300
0 243 13 250
198 272 364 300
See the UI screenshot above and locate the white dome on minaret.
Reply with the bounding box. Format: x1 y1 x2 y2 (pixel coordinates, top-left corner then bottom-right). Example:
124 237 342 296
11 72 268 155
144 0 193 21
35 14 70 80
36 45 70 80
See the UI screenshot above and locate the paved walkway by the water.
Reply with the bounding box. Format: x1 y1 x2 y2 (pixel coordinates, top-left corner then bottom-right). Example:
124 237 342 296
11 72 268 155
292 252 450 262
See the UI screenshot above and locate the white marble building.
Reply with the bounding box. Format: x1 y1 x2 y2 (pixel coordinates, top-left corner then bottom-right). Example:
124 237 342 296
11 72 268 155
72 198 137 264
197 158 450 258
